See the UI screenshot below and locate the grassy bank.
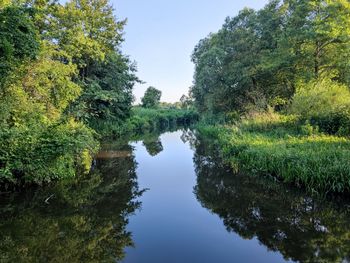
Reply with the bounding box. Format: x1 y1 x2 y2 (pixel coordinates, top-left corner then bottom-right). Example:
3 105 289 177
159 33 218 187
90 107 199 136
198 112 350 194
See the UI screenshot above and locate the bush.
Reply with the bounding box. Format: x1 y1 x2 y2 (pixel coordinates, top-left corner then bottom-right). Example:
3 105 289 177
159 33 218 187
0 119 98 187
290 78 350 134
239 111 300 134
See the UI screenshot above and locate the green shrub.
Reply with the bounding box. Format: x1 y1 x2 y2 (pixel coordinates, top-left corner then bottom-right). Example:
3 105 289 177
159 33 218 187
239 111 300 133
0 119 98 187
290 78 350 134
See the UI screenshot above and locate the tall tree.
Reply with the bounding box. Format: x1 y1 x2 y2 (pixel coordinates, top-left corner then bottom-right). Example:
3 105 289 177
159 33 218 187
191 0 350 115
0 0 138 185
52 0 125 76
141 86 162 108
73 52 139 122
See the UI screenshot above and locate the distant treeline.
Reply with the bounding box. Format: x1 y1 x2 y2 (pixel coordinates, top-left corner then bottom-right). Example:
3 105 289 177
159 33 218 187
90 107 199 137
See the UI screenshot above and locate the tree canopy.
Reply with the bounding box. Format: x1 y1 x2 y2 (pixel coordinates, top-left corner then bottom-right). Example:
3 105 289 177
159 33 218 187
141 86 162 108
0 0 139 185
191 0 350 115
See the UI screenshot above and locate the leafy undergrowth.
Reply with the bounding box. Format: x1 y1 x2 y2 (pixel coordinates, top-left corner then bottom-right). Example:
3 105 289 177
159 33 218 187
199 112 350 194
0 119 98 188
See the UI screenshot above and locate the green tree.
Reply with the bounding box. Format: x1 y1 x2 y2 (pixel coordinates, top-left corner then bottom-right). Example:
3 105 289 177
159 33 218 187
72 52 139 122
49 0 138 122
0 6 39 81
0 0 138 186
180 94 192 109
277 0 350 83
191 0 350 115
52 0 125 76
191 6 280 114
141 86 162 108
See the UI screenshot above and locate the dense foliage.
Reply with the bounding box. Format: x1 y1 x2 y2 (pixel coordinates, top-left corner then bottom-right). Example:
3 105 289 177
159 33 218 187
291 79 350 134
0 7 39 77
0 0 139 186
192 0 350 194
191 0 350 115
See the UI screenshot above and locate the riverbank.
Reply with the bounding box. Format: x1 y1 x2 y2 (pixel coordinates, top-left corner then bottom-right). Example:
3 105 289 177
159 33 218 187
2 128 350 262
90 106 199 137
0 105 197 188
197 112 350 194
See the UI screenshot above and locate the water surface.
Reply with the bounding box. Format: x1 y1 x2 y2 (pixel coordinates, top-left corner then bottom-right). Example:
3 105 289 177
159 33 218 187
1 129 350 263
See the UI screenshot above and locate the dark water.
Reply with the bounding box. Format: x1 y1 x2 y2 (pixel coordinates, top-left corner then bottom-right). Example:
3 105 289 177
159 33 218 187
1 129 350 263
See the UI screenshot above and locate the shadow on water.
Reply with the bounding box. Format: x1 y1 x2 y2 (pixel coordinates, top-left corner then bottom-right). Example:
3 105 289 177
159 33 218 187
0 141 142 263
190 130 350 263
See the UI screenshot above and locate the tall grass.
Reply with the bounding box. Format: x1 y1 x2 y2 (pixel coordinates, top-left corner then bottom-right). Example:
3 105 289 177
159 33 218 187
200 112 350 194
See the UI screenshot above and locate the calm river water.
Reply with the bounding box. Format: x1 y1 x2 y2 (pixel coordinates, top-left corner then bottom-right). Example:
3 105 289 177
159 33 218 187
1 129 350 262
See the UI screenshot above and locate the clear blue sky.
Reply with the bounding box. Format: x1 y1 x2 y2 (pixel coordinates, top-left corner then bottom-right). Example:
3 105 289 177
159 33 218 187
113 0 269 103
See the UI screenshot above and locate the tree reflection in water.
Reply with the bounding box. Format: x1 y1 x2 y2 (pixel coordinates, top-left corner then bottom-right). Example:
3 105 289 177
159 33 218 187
2 128 350 263
190 131 350 263
142 134 164 157
0 141 143 263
